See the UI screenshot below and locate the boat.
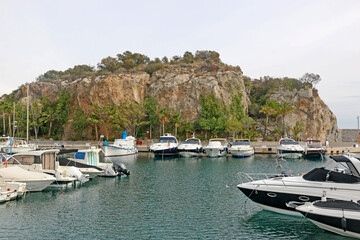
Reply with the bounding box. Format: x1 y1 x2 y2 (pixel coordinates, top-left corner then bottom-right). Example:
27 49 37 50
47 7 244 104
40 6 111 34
296 199 360 239
0 181 27 203
0 136 11 152
304 139 326 159
102 136 138 157
177 137 203 157
203 138 228 158
276 137 304 159
237 154 360 216
0 166 55 192
58 147 130 178
6 149 89 186
149 134 179 157
2 139 37 154
229 139 254 158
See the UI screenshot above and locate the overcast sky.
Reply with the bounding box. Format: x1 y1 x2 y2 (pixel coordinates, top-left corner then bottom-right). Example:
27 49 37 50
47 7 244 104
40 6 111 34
1 0 359 129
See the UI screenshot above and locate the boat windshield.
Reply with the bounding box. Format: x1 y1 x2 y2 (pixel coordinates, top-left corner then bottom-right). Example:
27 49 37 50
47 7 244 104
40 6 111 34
280 141 298 145
159 137 177 143
233 142 250 146
183 140 199 144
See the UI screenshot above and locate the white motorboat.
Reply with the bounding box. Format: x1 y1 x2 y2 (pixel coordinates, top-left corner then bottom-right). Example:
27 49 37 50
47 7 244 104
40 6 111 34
178 137 203 157
296 199 360 239
102 136 138 157
0 181 27 203
229 139 254 158
58 147 130 178
6 149 89 186
0 166 55 192
276 137 304 159
2 139 37 154
203 138 228 158
0 136 11 152
149 134 179 157
304 139 326 159
237 154 360 216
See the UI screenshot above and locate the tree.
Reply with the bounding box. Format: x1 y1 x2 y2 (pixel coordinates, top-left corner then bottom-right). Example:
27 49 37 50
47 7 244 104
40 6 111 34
159 108 169 136
292 121 304 141
144 96 158 139
259 104 277 139
183 51 194 63
279 102 294 137
300 73 321 88
97 56 121 73
230 93 244 121
30 102 42 140
171 112 183 138
71 109 88 139
123 102 148 137
226 118 242 138
41 107 56 138
87 108 102 141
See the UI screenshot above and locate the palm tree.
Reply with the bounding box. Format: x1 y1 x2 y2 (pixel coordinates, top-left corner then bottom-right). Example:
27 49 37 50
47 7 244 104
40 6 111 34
159 108 169 136
41 108 56 138
259 104 277 139
87 112 102 141
279 102 294 137
171 112 183 138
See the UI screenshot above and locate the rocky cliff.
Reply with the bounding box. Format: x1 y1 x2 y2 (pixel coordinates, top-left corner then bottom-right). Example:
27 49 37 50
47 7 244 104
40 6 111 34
15 66 339 141
269 88 339 142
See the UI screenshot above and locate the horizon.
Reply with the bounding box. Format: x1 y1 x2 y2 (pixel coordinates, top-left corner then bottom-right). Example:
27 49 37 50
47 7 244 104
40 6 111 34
1 0 360 129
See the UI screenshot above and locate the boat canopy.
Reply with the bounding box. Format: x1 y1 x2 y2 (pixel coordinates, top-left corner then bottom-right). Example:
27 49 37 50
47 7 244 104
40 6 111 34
159 137 177 143
303 167 360 183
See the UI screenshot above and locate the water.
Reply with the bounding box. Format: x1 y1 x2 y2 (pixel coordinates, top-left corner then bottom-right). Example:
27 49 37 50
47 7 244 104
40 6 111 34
0 154 350 239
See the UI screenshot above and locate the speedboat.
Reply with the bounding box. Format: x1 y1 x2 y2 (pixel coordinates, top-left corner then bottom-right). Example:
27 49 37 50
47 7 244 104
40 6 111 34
296 199 360 239
58 147 130 178
102 136 138 157
2 139 37 154
177 137 203 157
149 134 179 157
304 139 326 159
237 154 360 216
6 149 89 186
276 137 304 159
0 166 55 192
203 138 228 158
229 139 254 158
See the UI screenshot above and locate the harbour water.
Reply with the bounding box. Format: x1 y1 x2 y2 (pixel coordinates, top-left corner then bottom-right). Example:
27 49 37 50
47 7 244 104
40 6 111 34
0 154 350 239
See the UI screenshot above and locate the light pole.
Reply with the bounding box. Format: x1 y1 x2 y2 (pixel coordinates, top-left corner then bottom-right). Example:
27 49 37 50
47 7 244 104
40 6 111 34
357 116 360 144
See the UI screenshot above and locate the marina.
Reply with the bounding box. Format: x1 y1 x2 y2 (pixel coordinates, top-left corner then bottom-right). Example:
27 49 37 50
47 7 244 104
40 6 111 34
0 153 355 239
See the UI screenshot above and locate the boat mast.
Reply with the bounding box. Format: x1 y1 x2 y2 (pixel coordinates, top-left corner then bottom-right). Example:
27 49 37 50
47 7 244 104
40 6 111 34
27 84 29 142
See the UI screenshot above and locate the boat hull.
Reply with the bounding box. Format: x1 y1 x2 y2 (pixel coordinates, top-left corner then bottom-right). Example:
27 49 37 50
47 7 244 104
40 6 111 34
231 149 254 158
178 149 203 158
204 148 227 158
277 150 303 159
102 145 137 157
152 148 178 157
297 202 360 238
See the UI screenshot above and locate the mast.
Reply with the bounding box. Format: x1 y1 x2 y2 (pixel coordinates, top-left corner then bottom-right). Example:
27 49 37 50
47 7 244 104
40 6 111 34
27 84 29 142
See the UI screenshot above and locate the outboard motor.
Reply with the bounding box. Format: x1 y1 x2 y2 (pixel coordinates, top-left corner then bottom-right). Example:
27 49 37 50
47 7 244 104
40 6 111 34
67 166 90 183
113 162 130 176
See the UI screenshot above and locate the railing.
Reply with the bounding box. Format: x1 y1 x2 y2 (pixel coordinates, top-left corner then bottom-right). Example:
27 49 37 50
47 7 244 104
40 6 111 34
237 171 295 185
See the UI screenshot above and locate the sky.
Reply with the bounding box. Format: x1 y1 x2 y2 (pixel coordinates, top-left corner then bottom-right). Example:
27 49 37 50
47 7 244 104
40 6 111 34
1 0 360 129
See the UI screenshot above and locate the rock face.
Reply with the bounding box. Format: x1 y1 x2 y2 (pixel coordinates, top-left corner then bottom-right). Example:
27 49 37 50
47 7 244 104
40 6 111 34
269 88 340 142
16 67 338 141
147 68 249 122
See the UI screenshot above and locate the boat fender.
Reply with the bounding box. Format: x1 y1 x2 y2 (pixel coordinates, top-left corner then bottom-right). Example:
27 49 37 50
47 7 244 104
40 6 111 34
341 214 347 232
196 147 199 153
14 144 18 148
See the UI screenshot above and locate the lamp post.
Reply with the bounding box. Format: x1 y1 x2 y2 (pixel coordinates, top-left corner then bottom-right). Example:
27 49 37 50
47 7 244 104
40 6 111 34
357 116 360 144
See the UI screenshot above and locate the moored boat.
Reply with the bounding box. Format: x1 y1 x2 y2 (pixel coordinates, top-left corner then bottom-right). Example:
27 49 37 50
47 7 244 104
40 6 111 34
276 137 304 159
203 138 228 158
178 137 203 157
304 139 326 159
237 154 360 216
296 199 360 239
102 136 138 157
149 134 179 157
229 139 254 158
0 166 55 192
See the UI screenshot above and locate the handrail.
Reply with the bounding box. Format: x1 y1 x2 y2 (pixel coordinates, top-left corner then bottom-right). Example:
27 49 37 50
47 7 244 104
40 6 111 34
237 172 295 185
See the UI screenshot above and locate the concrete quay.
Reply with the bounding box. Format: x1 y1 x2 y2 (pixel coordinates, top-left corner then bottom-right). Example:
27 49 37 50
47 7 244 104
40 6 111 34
34 140 360 156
